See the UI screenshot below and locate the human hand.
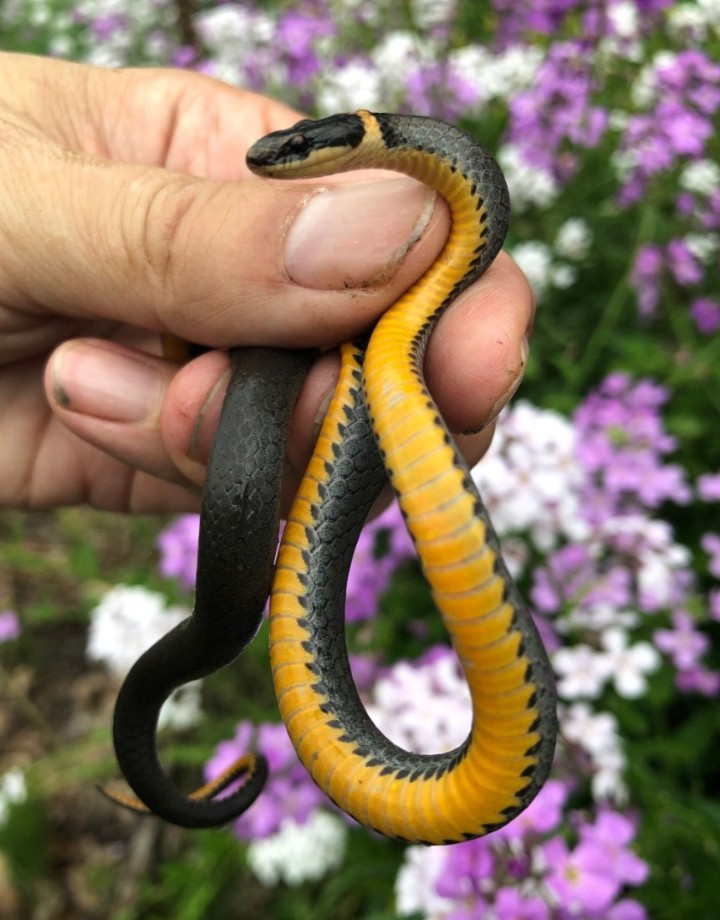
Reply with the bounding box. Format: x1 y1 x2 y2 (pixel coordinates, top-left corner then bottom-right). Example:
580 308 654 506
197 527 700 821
0 53 534 513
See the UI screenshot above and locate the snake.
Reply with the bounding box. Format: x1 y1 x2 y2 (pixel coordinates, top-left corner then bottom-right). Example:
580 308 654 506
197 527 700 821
105 111 557 844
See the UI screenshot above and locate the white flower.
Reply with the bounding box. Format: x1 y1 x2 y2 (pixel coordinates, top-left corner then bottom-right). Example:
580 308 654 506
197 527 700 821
86 585 190 679
86 585 203 728
317 59 382 114
367 654 471 754
472 401 588 558
608 0 639 38
565 602 639 632
562 703 621 759
680 159 720 196
510 241 553 297
497 145 559 212
550 264 578 289
410 0 458 29
247 812 347 886
157 681 203 732
600 628 661 698
552 645 613 700
371 30 434 84
555 219 593 261
195 4 268 53
592 747 628 804
0 769 27 826
610 147 637 182
396 846 453 918
685 232 719 264
561 703 627 803
668 0 720 38
600 516 691 612
449 44 542 111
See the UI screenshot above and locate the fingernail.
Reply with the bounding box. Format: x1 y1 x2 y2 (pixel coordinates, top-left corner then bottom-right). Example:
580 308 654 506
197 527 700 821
52 341 164 423
187 368 229 464
285 178 436 289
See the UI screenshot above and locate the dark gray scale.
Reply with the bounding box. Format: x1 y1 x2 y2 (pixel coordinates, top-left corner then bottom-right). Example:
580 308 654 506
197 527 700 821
112 348 311 828
296 341 474 783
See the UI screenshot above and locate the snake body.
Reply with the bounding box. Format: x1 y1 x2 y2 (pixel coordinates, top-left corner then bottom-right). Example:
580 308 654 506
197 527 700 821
105 348 310 826
251 112 557 844
108 111 557 843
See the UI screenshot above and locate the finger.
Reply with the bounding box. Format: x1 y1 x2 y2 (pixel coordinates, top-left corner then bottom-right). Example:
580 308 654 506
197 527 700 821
160 349 342 513
424 252 535 434
43 339 341 514
1 120 448 349
45 251 531 503
0 54 302 177
43 338 187 488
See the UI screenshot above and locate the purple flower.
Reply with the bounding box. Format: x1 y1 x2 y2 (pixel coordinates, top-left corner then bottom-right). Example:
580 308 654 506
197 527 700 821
676 666 720 696
710 589 720 622
607 900 648 920
704 190 720 230
574 373 691 522
531 544 632 615
697 473 720 501
157 514 200 591
701 533 720 577
346 501 414 622
349 652 380 692
91 13 126 41
494 779 568 843
0 610 21 643
630 244 664 318
667 238 703 286
508 41 608 181
618 50 720 204
172 45 197 68
436 837 494 902
276 8 334 84
654 611 709 671
579 810 650 886
690 298 720 334
543 836 621 914
406 61 479 121
493 887 550 920
204 719 327 840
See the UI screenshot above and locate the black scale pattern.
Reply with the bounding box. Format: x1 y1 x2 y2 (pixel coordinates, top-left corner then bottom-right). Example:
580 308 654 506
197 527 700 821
111 348 311 827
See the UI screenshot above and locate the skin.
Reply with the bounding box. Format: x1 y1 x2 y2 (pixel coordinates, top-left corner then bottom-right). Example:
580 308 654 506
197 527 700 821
0 53 535 516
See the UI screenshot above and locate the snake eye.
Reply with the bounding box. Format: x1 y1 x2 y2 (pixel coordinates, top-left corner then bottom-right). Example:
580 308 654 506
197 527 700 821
282 132 312 160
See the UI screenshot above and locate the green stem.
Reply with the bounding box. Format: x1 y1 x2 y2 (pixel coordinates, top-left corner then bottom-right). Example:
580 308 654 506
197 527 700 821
567 204 656 391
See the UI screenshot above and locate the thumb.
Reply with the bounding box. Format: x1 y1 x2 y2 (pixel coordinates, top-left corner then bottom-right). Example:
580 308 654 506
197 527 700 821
1 127 447 348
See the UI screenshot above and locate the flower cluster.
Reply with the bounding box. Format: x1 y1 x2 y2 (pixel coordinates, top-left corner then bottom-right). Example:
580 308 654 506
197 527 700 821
203 718 352 885
86 585 202 730
204 720 329 842
618 49 720 205
246 811 348 887
396 789 649 920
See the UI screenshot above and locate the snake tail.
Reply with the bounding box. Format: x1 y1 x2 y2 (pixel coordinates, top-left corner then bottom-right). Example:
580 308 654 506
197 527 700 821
106 348 310 828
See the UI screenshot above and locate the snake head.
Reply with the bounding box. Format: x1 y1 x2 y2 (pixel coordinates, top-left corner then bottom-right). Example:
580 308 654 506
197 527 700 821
246 113 366 178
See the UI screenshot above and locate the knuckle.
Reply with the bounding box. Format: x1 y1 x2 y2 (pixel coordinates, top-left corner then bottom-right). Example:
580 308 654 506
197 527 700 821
121 172 201 326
